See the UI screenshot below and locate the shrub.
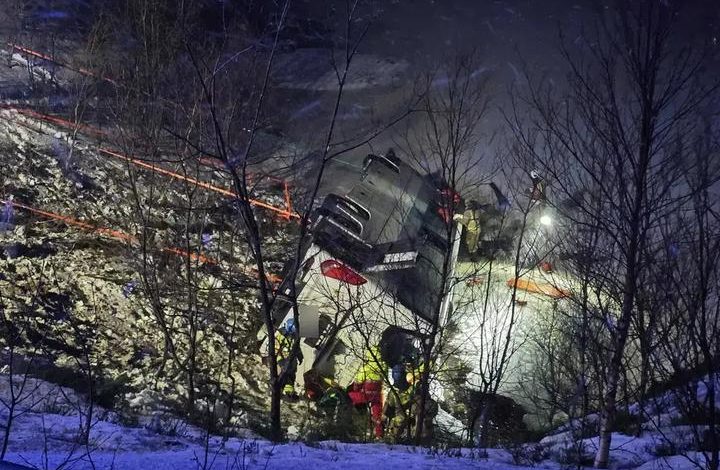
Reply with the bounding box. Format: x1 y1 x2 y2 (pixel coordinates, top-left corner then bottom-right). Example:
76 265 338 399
300 400 366 442
650 440 677 457
670 405 720 427
145 411 189 437
464 392 529 446
555 443 594 468
94 373 131 409
508 442 548 466
612 409 643 436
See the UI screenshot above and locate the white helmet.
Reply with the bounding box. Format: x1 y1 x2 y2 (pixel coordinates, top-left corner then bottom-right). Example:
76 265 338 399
530 170 540 180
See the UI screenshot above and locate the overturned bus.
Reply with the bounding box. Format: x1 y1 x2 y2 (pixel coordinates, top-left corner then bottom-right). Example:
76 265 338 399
269 149 463 392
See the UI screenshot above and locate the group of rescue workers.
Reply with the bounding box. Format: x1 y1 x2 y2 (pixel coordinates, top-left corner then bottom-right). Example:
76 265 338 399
269 171 548 441
274 321 437 441
457 171 547 258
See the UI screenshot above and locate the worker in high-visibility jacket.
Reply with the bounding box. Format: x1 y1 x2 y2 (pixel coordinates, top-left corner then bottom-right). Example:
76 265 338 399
530 170 546 203
275 318 301 401
383 363 415 441
455 200 482 258
384 359 437 442
347 346 387 438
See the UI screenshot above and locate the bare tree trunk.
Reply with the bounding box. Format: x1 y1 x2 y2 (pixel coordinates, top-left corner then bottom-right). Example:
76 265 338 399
396 53 491 444
595 225 642 467
707 371 719 470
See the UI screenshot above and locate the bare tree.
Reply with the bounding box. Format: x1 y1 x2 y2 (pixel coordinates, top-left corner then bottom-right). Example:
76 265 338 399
99 0 416 441
390 52 494 444
176 0 370 441
649 115 720 470
510 1 718 466
0 289 46 460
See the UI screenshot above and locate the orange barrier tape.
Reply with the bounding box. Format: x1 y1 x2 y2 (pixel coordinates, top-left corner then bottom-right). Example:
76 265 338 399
199 155 285 183
12 200 98 232
161 246 214 265
157 153 293 218
7 43 292 197
7 199 213 264
1 106 299 220
506 277 570 299
5 199 281 284
97 147 299 219
4 106 107 137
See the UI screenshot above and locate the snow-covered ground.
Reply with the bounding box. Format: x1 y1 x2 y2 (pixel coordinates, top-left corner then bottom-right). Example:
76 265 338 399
1 402 709 470
0 376 519 470
5 432 526 470
0 373 714 470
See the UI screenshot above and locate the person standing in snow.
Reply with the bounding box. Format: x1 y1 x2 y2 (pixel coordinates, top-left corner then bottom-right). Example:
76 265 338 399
383 339 437 443
383 364 414 441
348 346 387 438
529 170 546 203
457 200 482 258
275 318 302 402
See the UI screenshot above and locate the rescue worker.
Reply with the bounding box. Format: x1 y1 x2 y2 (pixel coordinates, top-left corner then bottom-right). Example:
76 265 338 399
410 388 439 443
347 346 387 438
275 318 301 402
304 369 344 404
383 364 414 441
458 200 482 258
530 170 546 203
383 355 438 442
382 331 417 441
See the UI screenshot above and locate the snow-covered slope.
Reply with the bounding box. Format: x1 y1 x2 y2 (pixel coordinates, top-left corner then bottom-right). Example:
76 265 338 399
0 376 524 470
2 373 716 470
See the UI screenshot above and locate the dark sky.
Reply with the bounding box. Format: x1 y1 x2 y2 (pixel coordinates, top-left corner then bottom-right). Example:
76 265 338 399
13 0 718 171
292 0 720 189
302 0 719 82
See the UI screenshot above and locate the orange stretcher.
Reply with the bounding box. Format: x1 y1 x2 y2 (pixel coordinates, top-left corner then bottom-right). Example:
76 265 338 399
506 277 570 299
